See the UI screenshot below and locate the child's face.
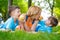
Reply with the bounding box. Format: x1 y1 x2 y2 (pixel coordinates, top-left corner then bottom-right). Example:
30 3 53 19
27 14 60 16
18 14 26 22
45 19 52 26
11 8 21 19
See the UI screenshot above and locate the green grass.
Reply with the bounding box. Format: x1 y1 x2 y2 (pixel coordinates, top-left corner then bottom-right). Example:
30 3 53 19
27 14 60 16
52 26 60 32
0 30 60 40
0 26 60 40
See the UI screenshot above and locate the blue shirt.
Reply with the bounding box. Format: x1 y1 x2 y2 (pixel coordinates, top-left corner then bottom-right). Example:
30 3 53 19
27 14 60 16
3 17 18 31
35 20 52 33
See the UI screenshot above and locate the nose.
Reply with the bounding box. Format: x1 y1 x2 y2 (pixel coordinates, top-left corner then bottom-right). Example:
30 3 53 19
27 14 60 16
19 12 21 15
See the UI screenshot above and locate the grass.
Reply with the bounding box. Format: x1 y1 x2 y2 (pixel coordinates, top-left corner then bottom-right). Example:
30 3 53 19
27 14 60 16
0 26 60 40
0 30 60 40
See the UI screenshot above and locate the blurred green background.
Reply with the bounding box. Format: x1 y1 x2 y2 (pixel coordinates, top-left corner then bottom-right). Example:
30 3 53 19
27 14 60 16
0 0 60 21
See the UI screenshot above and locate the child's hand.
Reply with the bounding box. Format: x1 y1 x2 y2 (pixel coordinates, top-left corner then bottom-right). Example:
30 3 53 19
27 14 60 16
16 25 20 30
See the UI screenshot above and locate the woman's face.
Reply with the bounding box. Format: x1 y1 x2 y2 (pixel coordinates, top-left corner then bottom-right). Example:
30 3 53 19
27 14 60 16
31 13 40 20
12 8 21 19
35 13 40 20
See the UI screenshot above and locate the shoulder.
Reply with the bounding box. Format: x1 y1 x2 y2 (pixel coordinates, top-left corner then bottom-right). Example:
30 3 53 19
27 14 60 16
47 26 52 30
5 17 14 24
38 19 45 26
5 18 14 25
46 26 52 33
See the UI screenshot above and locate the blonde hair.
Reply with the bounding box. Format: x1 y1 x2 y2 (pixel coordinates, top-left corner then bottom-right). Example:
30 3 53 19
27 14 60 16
27 6 42 16
18 14 26 22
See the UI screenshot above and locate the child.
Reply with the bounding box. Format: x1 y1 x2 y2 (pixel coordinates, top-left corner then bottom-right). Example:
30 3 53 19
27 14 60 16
25 6 42 31
4 6 20 31
16 14 26 30
35 16 58 33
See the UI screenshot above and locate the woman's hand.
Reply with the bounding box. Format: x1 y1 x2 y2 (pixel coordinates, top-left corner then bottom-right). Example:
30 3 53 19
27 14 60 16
31 20 39 31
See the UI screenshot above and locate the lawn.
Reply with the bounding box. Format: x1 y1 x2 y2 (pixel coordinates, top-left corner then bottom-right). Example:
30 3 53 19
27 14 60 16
0 29 60 40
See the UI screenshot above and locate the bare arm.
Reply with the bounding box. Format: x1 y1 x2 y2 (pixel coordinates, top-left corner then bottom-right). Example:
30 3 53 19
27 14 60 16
31 20 39 32
24 15 30 32
24 23 30 32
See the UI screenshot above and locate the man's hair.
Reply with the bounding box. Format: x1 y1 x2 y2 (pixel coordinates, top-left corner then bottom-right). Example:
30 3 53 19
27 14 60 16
9 5 20 14
48 16 58 27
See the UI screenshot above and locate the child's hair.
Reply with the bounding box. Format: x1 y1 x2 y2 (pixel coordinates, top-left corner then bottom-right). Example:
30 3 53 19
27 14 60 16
18 14 26 22
48 16 58 27
9 5 20 14
27 6 42 16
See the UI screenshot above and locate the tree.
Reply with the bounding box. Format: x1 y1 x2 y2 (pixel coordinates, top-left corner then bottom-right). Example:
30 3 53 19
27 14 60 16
8 0 13 6
8 0 13 18
0 0 8 21
53 0 60 20
28 0 32 8
47 0 54 16
13 0 28 13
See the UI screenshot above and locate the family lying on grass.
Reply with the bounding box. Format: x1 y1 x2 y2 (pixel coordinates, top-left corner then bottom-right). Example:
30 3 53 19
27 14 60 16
0 5 58 33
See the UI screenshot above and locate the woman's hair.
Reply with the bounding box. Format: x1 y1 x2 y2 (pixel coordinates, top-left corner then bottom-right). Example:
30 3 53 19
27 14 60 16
9 5 20 14
27 6 42 16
